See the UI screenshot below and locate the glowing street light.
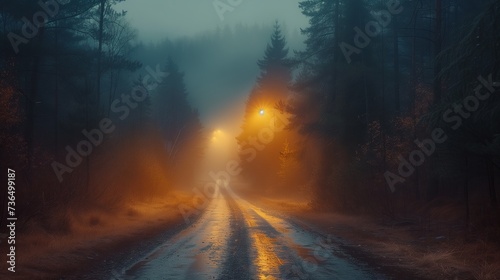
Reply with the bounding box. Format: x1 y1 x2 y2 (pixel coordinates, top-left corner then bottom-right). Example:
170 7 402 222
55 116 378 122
212 129 223 142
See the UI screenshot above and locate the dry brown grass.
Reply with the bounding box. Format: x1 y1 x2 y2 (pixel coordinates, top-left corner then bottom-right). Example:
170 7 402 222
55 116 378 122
473 261 500 280
0 191 194 279
256 196 500 280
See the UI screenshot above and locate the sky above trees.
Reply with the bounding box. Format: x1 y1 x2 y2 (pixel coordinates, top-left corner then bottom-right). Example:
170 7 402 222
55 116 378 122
115 0 309 42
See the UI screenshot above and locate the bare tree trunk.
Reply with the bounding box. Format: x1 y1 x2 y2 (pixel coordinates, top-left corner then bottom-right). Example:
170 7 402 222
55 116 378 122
488 161 498 224
393 15 400 114
412 15 420 200
333 0 340 63
54 20 60 156
25 27 45 183
464 155 469 229
433 0 442 104
85 76 91 194
428 0 443 201
96 0 106 113
380 12 387 182
107 70 114 117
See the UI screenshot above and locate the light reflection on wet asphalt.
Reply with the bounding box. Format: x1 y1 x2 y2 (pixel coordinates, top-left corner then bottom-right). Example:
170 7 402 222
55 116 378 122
125 194 231 279
119 190 385 280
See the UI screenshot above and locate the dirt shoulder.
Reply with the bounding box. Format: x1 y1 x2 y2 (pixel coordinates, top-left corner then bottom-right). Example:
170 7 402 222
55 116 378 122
0 191 203 280
251 197 500 280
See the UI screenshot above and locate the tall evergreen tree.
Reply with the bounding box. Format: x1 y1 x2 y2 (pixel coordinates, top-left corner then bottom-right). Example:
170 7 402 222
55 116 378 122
288 0 376 209
154 58 205 186
237 22 293 193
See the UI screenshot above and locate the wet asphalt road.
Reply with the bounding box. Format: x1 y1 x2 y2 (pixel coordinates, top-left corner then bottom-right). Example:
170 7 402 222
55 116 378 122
90 188 387 280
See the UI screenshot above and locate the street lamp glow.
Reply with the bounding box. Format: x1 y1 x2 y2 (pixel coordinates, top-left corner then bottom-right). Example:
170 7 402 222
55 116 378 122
212 129 223 142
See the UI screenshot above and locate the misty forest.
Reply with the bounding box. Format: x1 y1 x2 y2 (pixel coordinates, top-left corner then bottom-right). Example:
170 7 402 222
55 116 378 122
1 0 500 279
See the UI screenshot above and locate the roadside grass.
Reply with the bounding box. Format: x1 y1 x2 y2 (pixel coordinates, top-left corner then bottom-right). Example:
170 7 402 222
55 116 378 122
0 191 193 279
253 196 500 280
473 261 500 280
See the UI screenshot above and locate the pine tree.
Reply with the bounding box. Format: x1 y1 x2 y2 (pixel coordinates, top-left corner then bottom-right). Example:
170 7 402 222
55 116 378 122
155 58 191 145
243 22 291 121
237 22 293 193
154 58 205 185
289 0 376 208
257 21 290 78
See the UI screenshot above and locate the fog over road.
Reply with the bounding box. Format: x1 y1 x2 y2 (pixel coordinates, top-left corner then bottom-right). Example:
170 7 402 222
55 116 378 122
86 188 387 280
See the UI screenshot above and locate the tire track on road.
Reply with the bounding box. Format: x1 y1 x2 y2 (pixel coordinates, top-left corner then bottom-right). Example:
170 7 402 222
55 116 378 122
217 189 251 280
